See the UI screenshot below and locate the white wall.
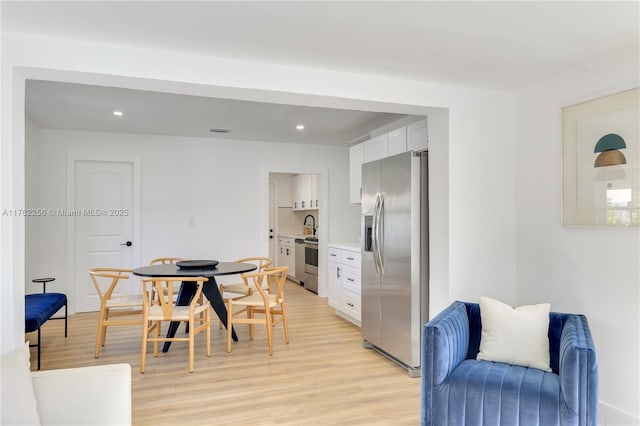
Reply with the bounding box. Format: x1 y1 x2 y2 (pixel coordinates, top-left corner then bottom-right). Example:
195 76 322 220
2 32 521 355
24 119 44 293
515 54 640 424
26 128 351 308
1 21 637 424
2 29 516 395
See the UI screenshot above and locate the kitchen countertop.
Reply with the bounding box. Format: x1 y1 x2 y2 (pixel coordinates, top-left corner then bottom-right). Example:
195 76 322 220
328 242 360 252
278 233 306 240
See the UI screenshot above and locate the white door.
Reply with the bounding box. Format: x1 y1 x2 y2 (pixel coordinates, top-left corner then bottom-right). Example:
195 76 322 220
73 160 135 312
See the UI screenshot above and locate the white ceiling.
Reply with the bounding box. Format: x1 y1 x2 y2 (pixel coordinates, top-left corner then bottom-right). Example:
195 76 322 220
25 80 408 145
4 1 639 143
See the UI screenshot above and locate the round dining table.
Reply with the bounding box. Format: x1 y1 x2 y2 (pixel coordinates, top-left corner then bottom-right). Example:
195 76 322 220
133 261 257 352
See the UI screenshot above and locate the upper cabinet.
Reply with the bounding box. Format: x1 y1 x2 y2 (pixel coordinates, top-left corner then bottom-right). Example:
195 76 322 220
349 117 428 204
293 174 319 211
349 143 364 204
364 133 389 163
388 126 407 156
407 118 428 152
309 174 319 209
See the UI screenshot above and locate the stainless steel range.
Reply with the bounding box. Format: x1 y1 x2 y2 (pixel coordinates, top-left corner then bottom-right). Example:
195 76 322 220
303 237 318 294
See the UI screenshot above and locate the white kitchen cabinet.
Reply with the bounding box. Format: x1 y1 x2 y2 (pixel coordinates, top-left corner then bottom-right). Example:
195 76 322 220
388 126 407 156
309 174 319 209
327 245 361 326
364 133 389 163
407 118 428 152
292 174 318 211
349 143 364 204
351 118 427 204
328 259 341 308
292 174 310 210
277 236 296 279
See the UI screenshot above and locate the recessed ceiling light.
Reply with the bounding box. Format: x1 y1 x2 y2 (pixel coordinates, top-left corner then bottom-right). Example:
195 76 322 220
113 110 123 116
296 124 305 130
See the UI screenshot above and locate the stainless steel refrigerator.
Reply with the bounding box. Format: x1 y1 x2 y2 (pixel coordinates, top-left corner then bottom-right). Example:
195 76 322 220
361 150 429 377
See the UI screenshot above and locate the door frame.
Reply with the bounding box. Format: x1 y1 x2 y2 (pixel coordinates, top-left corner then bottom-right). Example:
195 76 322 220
268 181 277 262
65 153 141 313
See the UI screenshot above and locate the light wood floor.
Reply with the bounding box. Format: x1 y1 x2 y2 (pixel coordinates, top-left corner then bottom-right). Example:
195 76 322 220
27 280 421 425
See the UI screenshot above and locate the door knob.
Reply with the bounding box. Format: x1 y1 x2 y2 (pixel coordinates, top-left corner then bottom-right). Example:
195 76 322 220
120 241 132 247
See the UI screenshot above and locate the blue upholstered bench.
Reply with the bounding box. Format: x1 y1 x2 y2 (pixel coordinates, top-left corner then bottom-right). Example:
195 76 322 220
24 278 67 370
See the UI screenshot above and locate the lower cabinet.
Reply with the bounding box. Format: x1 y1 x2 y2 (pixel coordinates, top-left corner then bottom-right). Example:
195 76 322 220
327 245 361 326
278 236 296 279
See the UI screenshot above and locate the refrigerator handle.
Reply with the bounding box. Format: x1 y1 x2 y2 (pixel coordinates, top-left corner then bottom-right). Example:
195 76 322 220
372 194 381 274
378 194 385 274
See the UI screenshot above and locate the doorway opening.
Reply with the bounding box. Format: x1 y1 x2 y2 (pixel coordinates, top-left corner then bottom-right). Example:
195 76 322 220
268 171 322 294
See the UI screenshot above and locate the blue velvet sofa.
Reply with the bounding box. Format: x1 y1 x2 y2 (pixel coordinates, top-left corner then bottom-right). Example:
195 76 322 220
421 301 598 426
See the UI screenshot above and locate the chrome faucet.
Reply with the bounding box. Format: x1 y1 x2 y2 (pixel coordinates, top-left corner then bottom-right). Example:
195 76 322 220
304 214 316 235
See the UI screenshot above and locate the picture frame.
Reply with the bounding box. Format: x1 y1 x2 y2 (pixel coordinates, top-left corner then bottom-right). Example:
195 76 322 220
562 87 639 227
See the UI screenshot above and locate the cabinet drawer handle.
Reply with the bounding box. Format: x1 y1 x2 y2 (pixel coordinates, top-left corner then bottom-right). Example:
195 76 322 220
330 253 337 257
346 257 354 260
347 278 354 282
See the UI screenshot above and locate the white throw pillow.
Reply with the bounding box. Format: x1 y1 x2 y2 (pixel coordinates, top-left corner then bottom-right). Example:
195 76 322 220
0 342 41 425
477 296 552 372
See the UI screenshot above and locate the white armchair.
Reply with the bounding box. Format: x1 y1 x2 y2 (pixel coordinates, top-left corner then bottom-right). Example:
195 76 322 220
32 364 131 425
1 343 131 426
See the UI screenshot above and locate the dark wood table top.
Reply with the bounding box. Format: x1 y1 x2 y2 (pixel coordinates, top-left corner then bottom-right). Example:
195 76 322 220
132 261 257 278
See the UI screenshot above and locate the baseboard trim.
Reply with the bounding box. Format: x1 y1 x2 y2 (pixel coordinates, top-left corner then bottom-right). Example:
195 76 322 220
599 401 640 425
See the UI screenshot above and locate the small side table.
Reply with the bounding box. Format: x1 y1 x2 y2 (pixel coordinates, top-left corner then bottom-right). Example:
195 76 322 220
32 277 56 293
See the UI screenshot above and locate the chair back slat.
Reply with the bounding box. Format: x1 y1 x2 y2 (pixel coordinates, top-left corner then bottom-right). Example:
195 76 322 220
142 277 207 319
89 268 132 303
235 257 273 271
241 266 288 301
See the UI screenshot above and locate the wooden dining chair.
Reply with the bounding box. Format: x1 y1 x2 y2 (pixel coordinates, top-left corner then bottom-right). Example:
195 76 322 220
218 257 272 328
149 256 188 305
225 266 289 355
149 257 185 265
89 267 143 358
219 257 273 297
140 276 211 373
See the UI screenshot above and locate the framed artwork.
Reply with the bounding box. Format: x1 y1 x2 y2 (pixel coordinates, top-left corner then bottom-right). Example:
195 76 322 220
562 87 639 227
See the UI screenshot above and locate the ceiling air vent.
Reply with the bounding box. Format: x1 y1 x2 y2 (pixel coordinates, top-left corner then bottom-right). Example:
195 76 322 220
209 128 231 134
